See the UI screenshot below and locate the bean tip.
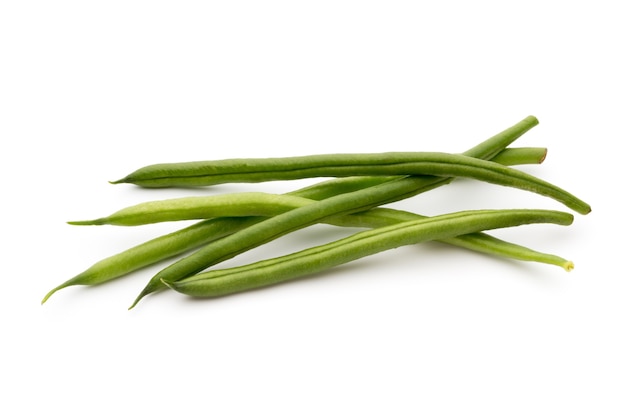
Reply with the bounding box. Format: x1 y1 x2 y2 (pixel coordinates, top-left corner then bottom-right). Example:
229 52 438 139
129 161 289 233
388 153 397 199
128 288 152 310
563 261 574 272
127 298 141 310
67 218 105 226
41 288 57 305
526 115 539 125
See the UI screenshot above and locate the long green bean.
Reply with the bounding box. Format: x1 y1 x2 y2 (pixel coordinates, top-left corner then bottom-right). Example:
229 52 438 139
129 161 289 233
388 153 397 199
164 209 574 298
113 152 553 189
67 193 310 226
113 117 540 188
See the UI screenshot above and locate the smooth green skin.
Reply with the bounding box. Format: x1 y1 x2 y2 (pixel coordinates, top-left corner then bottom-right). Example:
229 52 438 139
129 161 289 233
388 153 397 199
41 148 548 304
67 193 310 226
327 206 573 270
132 118 582 306
72 151 590 227
113 116 541 188
165 209 574 298
113 151 549 189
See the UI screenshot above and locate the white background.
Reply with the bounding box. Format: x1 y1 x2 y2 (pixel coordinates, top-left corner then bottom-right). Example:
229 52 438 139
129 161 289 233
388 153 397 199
1 1 624 416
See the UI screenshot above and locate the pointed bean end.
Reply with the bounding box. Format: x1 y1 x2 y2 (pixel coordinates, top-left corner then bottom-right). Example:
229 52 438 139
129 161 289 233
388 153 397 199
67 218 105 226
41 287 59 305
109 177 128 185
128 288 153 310
127 296 142 310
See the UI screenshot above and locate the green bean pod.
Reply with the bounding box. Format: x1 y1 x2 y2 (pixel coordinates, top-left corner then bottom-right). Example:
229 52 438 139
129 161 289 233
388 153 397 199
113 117 540 188
164 209 575 298
339 207 573 269
113 152 554 189
67 193 310 226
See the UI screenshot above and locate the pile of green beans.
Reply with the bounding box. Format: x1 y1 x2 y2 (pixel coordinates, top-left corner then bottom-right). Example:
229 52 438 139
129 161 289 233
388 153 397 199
42 116 590 308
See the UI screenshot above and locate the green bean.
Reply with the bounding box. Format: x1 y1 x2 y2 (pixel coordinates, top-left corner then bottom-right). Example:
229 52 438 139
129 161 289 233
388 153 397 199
40 147 546 304
74 151 590 227
67 192 311 226
163 209 574 298
113 152 552 189
112 117 540 188
339 207 573 270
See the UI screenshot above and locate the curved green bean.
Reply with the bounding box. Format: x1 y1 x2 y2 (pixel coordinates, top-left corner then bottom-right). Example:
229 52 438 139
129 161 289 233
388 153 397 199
113 152 553 189
164 209 575 298
67 192 310 226
112 117 540 188
342 207 572 269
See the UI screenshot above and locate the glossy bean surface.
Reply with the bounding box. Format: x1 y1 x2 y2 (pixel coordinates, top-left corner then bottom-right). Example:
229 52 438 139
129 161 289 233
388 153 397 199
113 116 539 188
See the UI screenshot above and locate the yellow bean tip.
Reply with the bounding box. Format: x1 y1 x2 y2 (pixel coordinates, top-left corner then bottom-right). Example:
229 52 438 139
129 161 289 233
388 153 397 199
41 288 57 305
563 261 574 272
